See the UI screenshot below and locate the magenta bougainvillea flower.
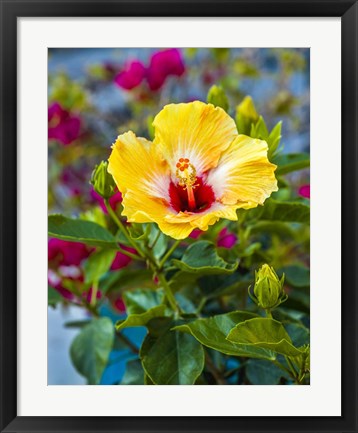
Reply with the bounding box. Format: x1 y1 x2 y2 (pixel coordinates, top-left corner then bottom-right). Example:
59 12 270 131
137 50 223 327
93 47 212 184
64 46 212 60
217 227 237 248
48 102 81 145
48 238 93 266
146 49 185 91
113 297 126 313
114 49 185 92
91 188 122 213
110 247 136 271
298 184 310 199
114 61 147 90
48 239 92 300
48 238 134 301
189 229 203 239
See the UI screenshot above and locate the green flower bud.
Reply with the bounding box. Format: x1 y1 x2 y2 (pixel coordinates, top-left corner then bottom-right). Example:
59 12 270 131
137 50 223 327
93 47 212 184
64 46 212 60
237 95 259 122
90 160 116 199
207 85 229 112
235 95 259 135
250 264 287 310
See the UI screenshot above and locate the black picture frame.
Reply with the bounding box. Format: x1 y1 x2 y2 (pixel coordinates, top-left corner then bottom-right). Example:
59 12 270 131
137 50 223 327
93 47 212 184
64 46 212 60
0 1 357 432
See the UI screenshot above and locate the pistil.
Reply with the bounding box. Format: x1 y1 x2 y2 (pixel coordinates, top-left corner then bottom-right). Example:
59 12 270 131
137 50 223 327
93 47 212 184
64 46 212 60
176 158 198 211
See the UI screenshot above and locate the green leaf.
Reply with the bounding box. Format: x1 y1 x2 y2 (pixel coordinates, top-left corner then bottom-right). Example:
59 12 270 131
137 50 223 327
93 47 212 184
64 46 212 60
278 265 310 288
274 153 310 175
227 318 303 357
259 199 310 224
121 359 144 385
249 221 296 238
115 305 170 331
124 289 164 315
250 115 269 140
198 274 251 299
267 121 282 158
144 374 155 385
172 241 238 275
246 359 289 384
48 214 118 248
147 225 168 260
284 323 310 347
70 317 114 384
64 320 92 328
126 224 151 242
140 318 205 385
83 249 116 284
100 268 154 295
173 312 275 360
48 285 63 307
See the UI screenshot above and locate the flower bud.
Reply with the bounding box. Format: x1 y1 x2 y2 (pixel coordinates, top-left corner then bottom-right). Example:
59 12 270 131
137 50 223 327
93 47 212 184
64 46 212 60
235 96 259 135
90 161 116 199
237 95 259 122
207 85 229 112
250 264 287 310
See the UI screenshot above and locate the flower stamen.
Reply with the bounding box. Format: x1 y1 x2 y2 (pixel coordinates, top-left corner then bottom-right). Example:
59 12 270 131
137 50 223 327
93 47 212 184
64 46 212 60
175 158 198 211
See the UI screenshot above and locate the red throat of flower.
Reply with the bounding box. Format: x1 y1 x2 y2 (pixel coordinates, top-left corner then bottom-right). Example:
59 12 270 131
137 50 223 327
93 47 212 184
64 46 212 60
169 158 215 213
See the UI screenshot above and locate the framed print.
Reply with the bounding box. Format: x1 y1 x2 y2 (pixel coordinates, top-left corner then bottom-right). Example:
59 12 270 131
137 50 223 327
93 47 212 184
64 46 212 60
0 1 357 432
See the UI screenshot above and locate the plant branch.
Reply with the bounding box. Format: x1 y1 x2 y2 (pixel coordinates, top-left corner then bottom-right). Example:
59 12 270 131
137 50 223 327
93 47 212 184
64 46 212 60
205 352 226 385
158 239 181 269
116 332 139 354
157 273 181 315
104 198 145 259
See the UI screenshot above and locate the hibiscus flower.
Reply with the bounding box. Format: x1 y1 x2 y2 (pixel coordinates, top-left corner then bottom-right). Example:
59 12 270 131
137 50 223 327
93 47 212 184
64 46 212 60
108 101 278 239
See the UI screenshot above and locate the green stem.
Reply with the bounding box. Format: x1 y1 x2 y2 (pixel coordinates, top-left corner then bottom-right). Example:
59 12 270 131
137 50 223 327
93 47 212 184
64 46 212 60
159 239 181 269
149 230 161 249
117 246 144 262
90 280 99 307
196 296 208 314
104 199 145 259
265 309 273 318
116 332 139 354
205 351 226 385
272 359 294 378
157 272 180 315
285 356 299 382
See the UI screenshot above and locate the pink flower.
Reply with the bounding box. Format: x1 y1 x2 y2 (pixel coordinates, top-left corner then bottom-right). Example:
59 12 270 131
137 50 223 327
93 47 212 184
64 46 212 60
91 188 122 213
48 239 93 302
114 61 146 90
217 228 237 249
113 297 126 313
48 102 81 145
60 167 82 197
146 49 185 91
298 184 310 199
48 238 93 266
189 229 203 239
114 49 185 92
83 287 102 303
48 269 74 300
110 247 136 270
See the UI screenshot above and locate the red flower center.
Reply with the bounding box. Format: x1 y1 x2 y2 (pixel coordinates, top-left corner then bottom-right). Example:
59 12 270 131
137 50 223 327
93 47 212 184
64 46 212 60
169 177 215 213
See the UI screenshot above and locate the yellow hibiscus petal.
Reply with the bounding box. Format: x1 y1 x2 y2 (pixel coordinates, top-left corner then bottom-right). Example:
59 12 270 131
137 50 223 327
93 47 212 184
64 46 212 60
207 135 278 206
108 131 170 199
152 101 238 176
120 190 169 224
157 220 194 240
108 131 172 224
165 203 239 231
